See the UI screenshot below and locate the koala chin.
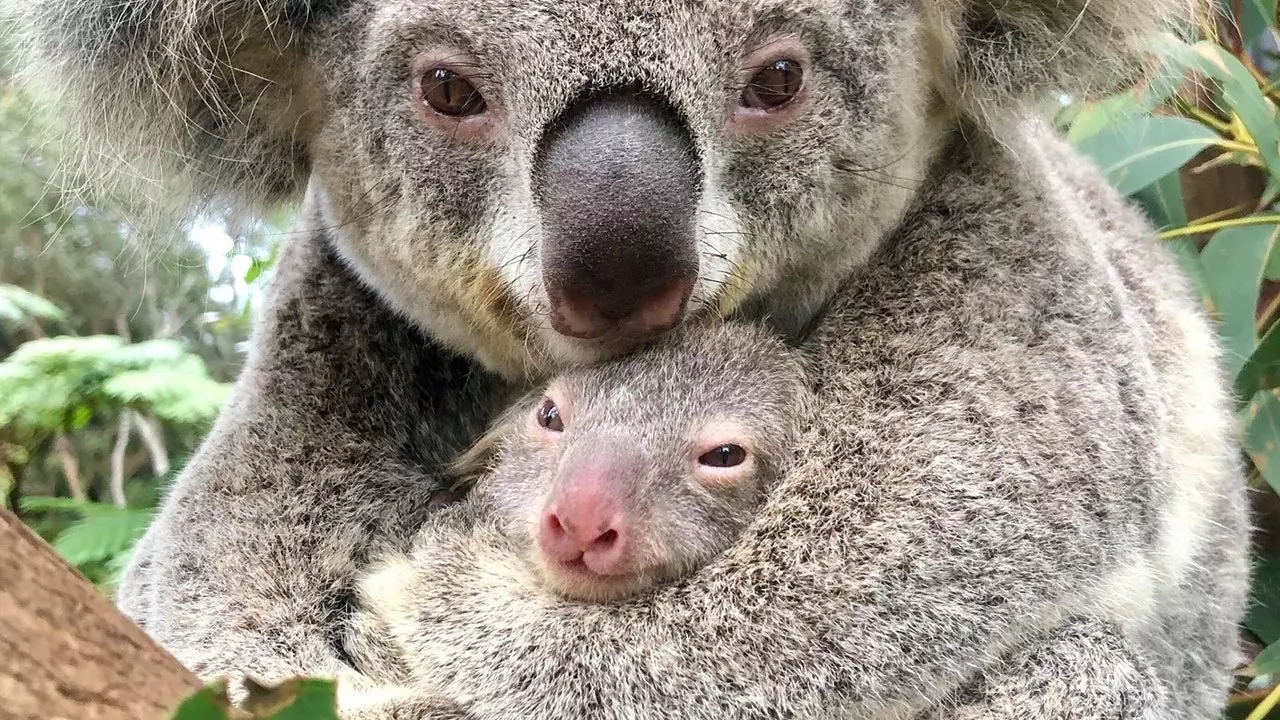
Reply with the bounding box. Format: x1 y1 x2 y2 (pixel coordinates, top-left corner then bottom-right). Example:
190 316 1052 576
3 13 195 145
9 0 1250 719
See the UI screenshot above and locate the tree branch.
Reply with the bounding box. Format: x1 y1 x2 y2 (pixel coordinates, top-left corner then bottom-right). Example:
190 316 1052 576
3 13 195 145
0 507 203 718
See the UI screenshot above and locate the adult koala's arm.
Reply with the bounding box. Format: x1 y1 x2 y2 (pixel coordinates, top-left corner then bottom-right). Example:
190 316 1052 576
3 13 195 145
351 130 1251 720
114 218 513 683
915 619 1167 720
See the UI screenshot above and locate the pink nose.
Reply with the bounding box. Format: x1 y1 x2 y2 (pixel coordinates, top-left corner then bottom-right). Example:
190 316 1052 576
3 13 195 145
538 491 630 576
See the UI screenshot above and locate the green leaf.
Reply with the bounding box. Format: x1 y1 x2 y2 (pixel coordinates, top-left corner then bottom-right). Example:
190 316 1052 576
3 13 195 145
1075 115 1219 196
1241 0 1279 52
1256 638 1280 676
1067 92 1151 144
1267 232 1280 282
1242 391 1280 495
168 678 340 720
1132 170 1189 230
245 257 264 284
1238 319 1280 405
1153 34 1280 179
1168 236 1213 309
1201 224 1278 381
19 496 121 515
1066 49 1192 143
0 284 67 326
1200 42 1280 179
1132 174 1211 307
1247 552 1280 646
51 506 154 567
69 404 93 430
170 682 235 720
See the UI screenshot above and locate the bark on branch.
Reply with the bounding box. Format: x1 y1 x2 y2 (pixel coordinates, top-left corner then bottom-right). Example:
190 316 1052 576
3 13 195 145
0 507 202 719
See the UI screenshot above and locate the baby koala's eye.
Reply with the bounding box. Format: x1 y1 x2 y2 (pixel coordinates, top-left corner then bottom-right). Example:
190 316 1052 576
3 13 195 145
536 398 564 432
421 67 487 117
741 58 803 110
698 444 747 468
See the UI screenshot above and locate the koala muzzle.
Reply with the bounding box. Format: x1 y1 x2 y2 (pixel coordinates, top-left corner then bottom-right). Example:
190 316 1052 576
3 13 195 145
534 91 702 341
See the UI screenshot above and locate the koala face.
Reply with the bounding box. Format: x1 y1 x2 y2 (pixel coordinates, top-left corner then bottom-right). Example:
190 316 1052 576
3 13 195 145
310 0 934 378
471 321 805 601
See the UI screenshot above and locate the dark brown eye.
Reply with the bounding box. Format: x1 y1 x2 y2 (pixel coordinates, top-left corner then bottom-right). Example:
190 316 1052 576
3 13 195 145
741 58 803 110
421 68 486 117
698 444 747 468
536 398 564 432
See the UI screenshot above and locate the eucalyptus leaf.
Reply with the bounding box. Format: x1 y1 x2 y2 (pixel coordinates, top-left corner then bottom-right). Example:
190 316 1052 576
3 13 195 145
1075 115 1219 196
1238 318 1280 405
1248 552 1280 646
1256 637 1280 676
1240 0 1279 56
1195 41 1280 178
1242 391 1280 495
1199 224 1277 381
1132 170 1189 230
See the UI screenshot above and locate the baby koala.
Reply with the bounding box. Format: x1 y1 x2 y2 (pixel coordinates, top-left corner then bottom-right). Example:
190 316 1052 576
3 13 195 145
341 320 807 692
340 321 808 695
438 319 808 602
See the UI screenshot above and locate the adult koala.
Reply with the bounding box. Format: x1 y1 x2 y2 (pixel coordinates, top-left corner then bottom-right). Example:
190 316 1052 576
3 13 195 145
6 0 1250 717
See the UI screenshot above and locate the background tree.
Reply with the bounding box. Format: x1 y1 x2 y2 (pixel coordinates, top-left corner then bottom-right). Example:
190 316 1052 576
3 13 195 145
0 31 292 592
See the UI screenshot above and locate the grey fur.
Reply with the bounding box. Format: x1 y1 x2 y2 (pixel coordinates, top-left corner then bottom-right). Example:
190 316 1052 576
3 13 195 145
346 318 805 679
1 0 1249 717
340 126 1250 720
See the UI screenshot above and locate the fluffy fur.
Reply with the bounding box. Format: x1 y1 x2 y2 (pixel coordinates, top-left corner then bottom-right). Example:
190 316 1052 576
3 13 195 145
346 125 1249 719
1 0 1249 717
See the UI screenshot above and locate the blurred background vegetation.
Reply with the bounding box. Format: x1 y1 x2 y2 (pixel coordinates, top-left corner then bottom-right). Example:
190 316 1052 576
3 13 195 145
10 2 1280 719
0 37 294 596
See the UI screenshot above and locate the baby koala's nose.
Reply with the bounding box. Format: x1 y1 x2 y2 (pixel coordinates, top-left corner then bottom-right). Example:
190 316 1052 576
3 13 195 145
538 491 630 576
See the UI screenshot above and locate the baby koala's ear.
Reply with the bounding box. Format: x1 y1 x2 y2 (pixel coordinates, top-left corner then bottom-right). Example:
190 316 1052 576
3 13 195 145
447 430 504 492
446 397 534 492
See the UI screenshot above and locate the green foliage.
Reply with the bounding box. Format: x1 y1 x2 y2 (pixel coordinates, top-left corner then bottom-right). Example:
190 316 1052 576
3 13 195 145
1075 115 1222 194
0 335 231 436
0 283 66 327
170 679 340 720
20 495 154 586
1062 5 1280 717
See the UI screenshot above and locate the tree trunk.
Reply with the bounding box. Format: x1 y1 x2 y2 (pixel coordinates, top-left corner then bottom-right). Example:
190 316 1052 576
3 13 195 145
53 432 86 503
0 507 203 719
109 414 132 508
131 413 171 479
2 459 21 518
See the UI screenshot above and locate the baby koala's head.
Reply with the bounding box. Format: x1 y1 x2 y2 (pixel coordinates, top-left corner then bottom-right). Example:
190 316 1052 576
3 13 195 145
454 321 806 603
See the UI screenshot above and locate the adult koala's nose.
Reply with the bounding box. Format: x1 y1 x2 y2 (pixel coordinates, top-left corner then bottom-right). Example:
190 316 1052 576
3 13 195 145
533 91 701 341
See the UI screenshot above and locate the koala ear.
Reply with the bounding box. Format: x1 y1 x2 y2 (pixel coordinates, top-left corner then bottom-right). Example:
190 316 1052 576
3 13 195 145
6 0 341 229
921 0 1205 122
447 401 529 492
447 429 505 492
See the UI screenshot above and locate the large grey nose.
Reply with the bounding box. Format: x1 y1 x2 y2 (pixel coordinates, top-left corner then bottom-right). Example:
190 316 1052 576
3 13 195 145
533 91 701 341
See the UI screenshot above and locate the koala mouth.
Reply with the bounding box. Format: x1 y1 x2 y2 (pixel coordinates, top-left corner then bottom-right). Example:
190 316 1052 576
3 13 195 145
537 555 662 603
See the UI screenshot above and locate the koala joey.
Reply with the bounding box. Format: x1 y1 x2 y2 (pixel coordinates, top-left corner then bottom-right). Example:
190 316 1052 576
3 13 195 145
432 320 799 603
344 319 804 681
6 0 1250 718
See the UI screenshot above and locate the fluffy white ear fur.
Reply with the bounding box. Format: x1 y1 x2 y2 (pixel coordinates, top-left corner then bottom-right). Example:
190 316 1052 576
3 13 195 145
4 0 325 234
919 0 1205 125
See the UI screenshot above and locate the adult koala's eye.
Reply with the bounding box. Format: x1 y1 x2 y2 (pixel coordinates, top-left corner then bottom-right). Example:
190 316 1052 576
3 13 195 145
420 68 486 117
699 444 747 468
536 398 564 432
741 59 803 110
